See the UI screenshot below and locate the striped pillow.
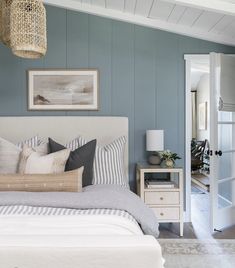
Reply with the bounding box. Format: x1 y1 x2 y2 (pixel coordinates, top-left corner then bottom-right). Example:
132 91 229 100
66 139 79 151
78 136 128 187
16 136 39 149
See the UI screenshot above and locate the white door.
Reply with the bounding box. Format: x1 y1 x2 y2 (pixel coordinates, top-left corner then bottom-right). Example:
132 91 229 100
210 53 235 232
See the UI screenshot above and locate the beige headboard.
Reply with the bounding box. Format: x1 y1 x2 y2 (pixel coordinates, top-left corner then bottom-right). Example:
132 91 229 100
0 116 129 181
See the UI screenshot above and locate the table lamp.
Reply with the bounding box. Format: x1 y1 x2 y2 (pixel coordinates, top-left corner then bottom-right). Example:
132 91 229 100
146 130 164 165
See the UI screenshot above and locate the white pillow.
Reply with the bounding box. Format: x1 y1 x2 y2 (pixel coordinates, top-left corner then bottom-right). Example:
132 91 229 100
78 136 128 187
0 136 40 174
18 145 70 174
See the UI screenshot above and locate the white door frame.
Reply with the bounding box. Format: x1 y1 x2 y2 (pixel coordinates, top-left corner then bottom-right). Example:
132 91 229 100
184 54 210 222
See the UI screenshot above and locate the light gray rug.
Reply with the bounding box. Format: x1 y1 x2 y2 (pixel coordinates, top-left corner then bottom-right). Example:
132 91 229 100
158 239 235 268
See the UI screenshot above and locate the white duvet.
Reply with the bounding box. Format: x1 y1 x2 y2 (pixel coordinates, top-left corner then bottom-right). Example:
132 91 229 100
0 214 164 268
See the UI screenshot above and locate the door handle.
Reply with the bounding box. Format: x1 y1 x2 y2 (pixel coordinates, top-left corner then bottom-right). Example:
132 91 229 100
206 150 213 156
215 150 223 156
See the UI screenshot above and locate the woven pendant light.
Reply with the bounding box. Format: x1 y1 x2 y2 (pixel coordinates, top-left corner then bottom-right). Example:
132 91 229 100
1 0 12 46
10 0 47 59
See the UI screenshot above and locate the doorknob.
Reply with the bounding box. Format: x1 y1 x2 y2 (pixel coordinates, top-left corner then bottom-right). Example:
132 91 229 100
215 150 223 156
206 150 213 156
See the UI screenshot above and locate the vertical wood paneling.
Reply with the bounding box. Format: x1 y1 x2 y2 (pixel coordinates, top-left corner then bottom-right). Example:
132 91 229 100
0 45 22 115
1 5 235 189
43 6 67 68
155 31 179 154
67 11 89 68
66 11 89 116
134 26 156 164
41 5 67 116
88 15 112 116
111 21 135 188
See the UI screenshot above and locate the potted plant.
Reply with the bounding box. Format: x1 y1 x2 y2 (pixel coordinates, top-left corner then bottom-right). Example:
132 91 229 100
160 150 181 168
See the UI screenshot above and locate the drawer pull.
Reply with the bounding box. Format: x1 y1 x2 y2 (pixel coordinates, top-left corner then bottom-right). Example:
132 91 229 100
160 197 164 200
160 212 164 216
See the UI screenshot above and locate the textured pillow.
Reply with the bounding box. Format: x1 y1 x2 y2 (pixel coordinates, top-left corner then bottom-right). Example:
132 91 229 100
48 138 97 187
0 168 83 192
18 145 70 174
78 136 128 187
0 136 41 174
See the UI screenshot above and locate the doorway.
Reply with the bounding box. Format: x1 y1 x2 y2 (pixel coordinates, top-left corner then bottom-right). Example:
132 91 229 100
185 53 235 236
185 55 211 237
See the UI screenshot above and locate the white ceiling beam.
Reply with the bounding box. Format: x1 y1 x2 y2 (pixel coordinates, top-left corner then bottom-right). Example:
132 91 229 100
43 0 235 46
163 0 235 16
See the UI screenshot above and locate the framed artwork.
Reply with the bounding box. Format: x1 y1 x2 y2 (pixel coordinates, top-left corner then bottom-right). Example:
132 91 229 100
198 102 207 130
28 69 99 110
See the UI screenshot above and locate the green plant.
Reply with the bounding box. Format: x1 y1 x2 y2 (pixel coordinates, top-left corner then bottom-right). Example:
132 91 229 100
160 150 181 163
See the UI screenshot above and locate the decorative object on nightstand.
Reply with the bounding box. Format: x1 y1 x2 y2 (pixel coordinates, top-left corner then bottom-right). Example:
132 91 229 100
160 150 181 168
146 130 164 165
136 163 184 237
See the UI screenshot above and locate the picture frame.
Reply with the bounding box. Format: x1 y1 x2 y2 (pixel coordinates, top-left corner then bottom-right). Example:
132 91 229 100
28 69 99 111
198 102 207 130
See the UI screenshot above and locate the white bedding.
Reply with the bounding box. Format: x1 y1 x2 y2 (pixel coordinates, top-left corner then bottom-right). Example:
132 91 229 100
0 211 164 268
0 235 164 268
0 214 143 236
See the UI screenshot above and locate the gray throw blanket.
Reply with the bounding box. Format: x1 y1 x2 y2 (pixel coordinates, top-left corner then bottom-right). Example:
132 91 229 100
0 184 159 237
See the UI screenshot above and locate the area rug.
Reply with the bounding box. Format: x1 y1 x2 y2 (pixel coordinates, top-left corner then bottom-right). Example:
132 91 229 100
158 239 235 268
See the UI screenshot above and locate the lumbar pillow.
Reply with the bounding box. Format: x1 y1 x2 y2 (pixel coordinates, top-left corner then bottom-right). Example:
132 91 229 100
78 136 128 187
0 136 42 174
18 145 70 174
48 138 97 187
0 168 83 192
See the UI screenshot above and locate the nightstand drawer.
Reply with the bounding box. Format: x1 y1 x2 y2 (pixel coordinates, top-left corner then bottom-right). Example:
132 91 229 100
151 207 180 221
144 191 180 205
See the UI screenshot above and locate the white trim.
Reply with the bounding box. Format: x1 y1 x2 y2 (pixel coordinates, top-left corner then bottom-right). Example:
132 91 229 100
43 0 235 46
184 54 210 223
163 0 235 16
184 59 192 222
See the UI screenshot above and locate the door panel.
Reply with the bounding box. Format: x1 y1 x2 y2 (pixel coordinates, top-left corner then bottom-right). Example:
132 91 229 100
218 180 232 208
210 53 235 232
218 152 233 180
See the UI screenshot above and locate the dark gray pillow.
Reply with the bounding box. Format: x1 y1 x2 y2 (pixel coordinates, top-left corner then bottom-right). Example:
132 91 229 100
48 138 96 187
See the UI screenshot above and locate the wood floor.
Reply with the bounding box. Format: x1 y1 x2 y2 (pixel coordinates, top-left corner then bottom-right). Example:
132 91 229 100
159 188 235 239
159 222 235 239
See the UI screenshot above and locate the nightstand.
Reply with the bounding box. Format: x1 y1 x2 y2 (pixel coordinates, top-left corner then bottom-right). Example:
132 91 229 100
136 163 184 237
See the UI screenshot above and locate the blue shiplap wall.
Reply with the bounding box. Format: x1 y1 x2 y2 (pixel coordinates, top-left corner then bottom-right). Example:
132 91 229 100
1 6 235 190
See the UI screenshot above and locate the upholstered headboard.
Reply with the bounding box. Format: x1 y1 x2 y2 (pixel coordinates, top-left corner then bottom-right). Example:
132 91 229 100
0 116 129 181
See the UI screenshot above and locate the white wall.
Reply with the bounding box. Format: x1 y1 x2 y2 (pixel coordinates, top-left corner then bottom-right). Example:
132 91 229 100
196 73 210 141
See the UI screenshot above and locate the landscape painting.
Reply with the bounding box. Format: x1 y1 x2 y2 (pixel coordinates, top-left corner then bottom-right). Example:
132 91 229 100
28 69 99 110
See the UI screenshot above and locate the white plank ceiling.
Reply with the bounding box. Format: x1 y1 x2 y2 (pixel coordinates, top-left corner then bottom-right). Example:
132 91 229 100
44 0 235 46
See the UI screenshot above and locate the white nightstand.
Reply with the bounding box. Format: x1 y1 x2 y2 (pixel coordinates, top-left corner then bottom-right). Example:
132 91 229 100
136 163 184 237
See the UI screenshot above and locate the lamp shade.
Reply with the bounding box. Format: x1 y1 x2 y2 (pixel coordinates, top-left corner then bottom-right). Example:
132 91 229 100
10 0 47 59
146 130 164 151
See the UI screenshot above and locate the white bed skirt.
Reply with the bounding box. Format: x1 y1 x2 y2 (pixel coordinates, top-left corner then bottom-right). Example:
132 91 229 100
0 235 164 268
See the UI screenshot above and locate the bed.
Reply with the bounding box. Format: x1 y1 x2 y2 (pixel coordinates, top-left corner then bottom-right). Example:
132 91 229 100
0 116 164 268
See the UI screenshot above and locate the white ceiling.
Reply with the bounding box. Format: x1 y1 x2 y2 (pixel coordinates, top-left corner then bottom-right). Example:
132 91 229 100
44 0 235 46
